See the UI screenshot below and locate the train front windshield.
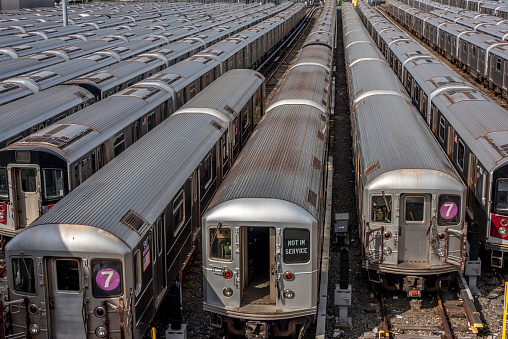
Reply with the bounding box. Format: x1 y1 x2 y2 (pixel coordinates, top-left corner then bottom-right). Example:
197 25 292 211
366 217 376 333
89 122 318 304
496 179 508 212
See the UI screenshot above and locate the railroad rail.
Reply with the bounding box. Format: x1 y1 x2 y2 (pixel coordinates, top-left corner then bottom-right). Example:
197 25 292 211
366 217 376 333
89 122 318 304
375 272 482 338
258 7 319 104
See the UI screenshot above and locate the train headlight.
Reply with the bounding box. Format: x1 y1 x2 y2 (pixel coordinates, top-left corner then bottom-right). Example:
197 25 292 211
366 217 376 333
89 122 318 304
383 247 392 256
384 231 392 240
284 289 295 299
499 227 508 236
436 248 446 257
223 287 233 297
0 213 4 220
284 271 295 281
223 269 233 279
29 324 40 335
95 326 107 338
94 306 106 317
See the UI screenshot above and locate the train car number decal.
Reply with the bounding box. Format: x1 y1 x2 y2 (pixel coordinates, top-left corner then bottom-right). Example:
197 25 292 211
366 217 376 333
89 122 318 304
440 202 458 219
96 268 120 291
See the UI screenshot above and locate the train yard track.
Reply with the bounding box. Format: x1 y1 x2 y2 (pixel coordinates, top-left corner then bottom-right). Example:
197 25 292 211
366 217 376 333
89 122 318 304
375 280 481 339
259 8 320 105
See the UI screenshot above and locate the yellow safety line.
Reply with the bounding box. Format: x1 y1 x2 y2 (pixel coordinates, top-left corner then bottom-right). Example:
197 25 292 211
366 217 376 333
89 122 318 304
503 282 508 339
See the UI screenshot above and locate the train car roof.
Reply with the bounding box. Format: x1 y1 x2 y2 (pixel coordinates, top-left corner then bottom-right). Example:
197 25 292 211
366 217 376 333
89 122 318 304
27 69 261 248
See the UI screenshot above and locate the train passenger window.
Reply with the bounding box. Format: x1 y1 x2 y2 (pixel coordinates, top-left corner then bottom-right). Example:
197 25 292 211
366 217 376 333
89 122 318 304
203 153 213 190
113 134 125 157
457 139 465 170
20 168 37 193
405 196 425 222
438 195 460 225
209 227 231 261
283 228 310 264
371 195 392 223
482 172 487 205
173 190 184 235
134 250 142 296
55 259 80 291
497 58 502 72
55 114 67 122
147 112 155 132
439 116 446 142
91 259 122 298
43 169 64 199
12 257 35 294
463 42 467 53
189 83 196 100
242 106 250 132
472 46 477 58
496 180 508 211
0 168 7 199
156 218 163 256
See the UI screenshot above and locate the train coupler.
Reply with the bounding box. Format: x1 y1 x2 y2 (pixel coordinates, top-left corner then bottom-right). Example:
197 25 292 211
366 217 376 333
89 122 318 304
245 320 269 339
403 276 424 297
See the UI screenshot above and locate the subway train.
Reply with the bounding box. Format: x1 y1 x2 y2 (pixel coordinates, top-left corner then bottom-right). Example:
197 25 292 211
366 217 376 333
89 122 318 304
385 0 508 98
358 2 508 268
0 2 291 150
343 3 467 294
0 3 305 238
1 69 264 339
201 2 335 338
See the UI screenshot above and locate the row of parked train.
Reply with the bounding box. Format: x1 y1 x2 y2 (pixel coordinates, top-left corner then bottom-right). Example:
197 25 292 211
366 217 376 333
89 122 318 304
0 1 210 35
0 2 333 338
384 0 508 99
0 1 300 238
422 0 508 18
352 0 508 276
0 2 274 96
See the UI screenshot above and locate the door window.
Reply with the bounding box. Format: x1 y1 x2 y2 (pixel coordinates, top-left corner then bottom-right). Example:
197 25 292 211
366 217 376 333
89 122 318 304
42 169 64 199
209 227 231 261
0 168 7 199
91 259 122 298
405 196 425 222
55 259 80 291
20 168 37 192
113 134 125 157
12 257 35 293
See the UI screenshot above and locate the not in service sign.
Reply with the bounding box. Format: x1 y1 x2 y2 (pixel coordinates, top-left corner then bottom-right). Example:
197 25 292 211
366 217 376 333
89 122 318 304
283 229 310 263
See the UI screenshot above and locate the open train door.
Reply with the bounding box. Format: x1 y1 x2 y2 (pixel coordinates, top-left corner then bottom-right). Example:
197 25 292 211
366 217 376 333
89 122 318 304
8 165 41 229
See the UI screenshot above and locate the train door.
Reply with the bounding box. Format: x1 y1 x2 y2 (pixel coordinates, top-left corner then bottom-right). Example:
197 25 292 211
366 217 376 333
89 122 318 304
153 217 167 308
45 257 86 339
398 194 431 262
240 227 276 306
8 165 41 228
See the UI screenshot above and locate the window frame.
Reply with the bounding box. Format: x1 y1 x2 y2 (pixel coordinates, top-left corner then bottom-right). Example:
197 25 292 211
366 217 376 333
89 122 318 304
457 138 465 170
208 226 232 262
439 115 446 142
437 194 461 225
496 179 508 212
370 194 393 224
282 228 311 264
11 256 36 295
113 133 125 157
55 258 81 293
42 168 65 200
404 195 426 223
173 190 185 236
91 258 123 299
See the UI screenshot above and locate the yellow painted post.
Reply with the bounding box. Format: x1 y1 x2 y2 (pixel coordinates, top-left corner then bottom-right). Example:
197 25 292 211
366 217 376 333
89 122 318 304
151 327 156 339
353 0 357 6
503 282 508 339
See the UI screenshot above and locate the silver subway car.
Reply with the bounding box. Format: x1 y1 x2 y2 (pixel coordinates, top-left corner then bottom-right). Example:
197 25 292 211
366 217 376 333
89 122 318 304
344 3 467 295
2 69 264 339
202 2 335 337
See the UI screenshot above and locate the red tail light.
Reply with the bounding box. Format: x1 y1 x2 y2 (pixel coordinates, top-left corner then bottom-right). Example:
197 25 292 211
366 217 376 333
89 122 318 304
0 203 6 225
47 204 55 210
